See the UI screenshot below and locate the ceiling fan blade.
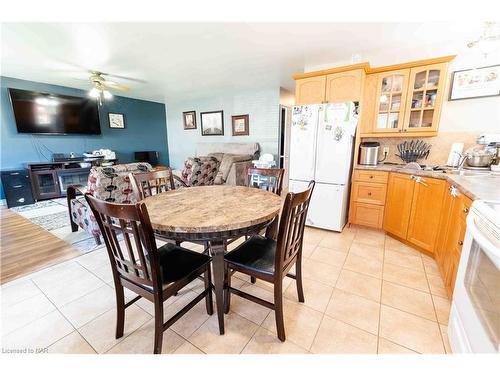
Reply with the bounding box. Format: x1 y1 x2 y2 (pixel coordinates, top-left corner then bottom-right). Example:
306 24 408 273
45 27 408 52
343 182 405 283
102 72 147 83
103 82 130 92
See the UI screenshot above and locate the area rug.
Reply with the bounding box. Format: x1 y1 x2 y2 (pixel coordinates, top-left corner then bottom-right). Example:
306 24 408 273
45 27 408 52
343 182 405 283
8 199 105 255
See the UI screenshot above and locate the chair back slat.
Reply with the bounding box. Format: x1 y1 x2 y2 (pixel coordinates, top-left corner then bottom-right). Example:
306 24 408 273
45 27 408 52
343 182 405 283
130 168 175 200
275 181 315 274
247 167 284 196
85 194 160 292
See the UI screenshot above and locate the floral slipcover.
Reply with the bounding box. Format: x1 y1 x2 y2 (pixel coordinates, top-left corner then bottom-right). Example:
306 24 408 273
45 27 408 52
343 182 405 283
70 163 152 238
177 157 220 187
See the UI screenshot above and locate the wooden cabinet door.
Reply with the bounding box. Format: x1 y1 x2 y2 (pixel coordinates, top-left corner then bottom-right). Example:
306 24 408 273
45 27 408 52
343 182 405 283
383 173 415 239
406 176 446 253
295 76 326 105
435 183 454 269
359 74 378 134
402 63 448 134
325 69 363 102
372 69 410 134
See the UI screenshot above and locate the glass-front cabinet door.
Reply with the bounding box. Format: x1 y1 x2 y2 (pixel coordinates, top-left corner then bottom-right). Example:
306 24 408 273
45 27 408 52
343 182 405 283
372 69 410 133
402 63 448 133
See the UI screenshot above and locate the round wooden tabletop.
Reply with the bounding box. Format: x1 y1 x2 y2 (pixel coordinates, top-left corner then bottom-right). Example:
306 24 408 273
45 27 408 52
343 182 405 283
143 185 282 234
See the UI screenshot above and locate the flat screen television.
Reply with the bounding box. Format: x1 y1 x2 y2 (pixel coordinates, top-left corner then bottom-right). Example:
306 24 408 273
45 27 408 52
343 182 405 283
9 88 101 135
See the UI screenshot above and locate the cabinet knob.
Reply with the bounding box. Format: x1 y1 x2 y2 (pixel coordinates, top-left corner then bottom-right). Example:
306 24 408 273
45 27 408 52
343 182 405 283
403 129 408 132
368 192 372 196
458 240 463 246
463 207 469 214
369 175 374 179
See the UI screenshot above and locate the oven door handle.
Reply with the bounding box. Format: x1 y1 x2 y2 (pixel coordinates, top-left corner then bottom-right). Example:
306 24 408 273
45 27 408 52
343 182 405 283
466 214 500 268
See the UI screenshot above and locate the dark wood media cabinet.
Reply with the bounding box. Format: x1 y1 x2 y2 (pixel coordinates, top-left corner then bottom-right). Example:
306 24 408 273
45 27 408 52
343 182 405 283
26 159 117 201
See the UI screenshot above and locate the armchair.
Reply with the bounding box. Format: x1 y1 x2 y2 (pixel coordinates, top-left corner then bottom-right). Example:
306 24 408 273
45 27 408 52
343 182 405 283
67 162 153 245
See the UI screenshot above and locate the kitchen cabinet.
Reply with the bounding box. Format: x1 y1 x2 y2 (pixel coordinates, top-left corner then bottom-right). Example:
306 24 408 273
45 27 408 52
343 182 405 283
383 172 447 254
372 69 410 134
349 170 388 229
402 63 448 134
325 70 364 102
435 184 472 297
382 173 414 238
295 76 326 105
406 176 446 252
361 61 450 137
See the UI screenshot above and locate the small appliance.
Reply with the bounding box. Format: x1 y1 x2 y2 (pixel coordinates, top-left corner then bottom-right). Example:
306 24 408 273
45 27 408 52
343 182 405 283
359 142 381 166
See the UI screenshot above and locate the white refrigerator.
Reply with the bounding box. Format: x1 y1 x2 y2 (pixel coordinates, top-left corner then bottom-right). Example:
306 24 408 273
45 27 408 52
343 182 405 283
288 102 358 232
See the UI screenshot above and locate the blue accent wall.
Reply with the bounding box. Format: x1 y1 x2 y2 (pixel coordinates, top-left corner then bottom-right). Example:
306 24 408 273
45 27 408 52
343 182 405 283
0 76 169 199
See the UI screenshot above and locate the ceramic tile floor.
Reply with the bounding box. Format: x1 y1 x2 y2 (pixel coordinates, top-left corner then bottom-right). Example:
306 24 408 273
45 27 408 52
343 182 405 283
1 226 452 354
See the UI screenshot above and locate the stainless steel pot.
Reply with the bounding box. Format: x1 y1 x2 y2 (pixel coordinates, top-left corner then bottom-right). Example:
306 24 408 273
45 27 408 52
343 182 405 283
466 154 494 167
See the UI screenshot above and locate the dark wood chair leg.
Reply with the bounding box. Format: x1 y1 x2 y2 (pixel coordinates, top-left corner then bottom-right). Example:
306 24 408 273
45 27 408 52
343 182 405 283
295 256 305 303
93 233 102 245
153 297 164 354
204 266 213 315
115 285 125 339
70 220 79 233
224 263 231 314
250 276 256 284
274 280 286 342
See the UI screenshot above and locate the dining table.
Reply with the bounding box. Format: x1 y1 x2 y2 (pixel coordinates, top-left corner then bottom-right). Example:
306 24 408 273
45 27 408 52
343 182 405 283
143 185 282 334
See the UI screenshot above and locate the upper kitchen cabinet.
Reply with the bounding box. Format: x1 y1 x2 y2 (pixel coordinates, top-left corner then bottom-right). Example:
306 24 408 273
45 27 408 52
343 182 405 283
325 69 364 102
293 63 369 105
402 63 448 134
372 69 410 134
295 76 326 105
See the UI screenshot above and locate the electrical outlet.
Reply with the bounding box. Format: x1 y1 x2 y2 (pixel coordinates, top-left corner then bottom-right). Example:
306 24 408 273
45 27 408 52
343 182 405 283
383 146 390 155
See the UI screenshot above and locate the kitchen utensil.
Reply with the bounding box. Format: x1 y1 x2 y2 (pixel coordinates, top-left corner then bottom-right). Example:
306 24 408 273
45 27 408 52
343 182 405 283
395 140 431 163
466 154 494 167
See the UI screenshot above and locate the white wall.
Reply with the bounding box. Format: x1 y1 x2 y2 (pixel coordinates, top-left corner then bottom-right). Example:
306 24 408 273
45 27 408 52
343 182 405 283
166 87 281 169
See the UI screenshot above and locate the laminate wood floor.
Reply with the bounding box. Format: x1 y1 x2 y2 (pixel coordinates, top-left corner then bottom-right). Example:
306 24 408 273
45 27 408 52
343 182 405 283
0 206 80 284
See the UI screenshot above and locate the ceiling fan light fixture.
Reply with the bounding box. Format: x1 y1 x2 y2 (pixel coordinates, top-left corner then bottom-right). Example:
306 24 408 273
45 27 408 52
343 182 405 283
88 87 100 98
103 90 113 99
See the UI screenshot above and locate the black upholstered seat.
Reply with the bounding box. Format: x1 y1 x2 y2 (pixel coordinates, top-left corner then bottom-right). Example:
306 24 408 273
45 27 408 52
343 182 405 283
225 235 277 277
154 243 211 284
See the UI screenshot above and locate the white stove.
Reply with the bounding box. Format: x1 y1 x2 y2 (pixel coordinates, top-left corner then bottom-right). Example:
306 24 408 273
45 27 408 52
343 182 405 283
449 200 500 353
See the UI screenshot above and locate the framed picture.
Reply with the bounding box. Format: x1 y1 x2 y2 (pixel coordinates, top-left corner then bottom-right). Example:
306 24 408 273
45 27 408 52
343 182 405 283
200 110 224 136
108 113 125 129
183 111 197 130
449 65 500 101
232 114 249 136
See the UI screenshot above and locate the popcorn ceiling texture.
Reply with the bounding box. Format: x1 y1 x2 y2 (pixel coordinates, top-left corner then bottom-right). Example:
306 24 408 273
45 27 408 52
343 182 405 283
362 131 480 166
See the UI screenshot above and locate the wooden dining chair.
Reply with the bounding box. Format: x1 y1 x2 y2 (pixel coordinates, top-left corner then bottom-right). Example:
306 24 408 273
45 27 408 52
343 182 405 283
223 180 315 341
246 167 285 196
85 193 213 354
130 168 175 201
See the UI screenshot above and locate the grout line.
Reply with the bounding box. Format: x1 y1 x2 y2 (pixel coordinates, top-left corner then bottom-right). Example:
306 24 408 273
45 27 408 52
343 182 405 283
30 280 97 353
376 235 386 353
422 254 448 354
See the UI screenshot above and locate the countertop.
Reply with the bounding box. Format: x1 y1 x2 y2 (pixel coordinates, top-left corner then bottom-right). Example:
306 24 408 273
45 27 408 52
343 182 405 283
354 164 500 201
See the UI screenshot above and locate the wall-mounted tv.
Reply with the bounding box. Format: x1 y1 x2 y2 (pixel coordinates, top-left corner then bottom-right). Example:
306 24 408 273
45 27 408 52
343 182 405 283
9 88 101 135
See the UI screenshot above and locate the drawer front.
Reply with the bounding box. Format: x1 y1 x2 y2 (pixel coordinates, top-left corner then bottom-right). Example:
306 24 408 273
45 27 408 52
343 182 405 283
353 169 388 184
350 202 384 229
352 181 387 205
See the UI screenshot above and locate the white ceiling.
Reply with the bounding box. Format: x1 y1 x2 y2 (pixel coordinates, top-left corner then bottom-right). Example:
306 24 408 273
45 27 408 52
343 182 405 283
1 22 484 103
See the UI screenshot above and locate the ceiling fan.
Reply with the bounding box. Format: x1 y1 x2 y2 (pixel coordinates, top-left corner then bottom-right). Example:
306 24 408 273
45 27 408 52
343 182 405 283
88 71 130 105
467 22 500 56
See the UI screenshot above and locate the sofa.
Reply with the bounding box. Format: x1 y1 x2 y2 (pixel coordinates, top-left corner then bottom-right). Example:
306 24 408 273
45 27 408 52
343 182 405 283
175 142 259 186
67 162 153 244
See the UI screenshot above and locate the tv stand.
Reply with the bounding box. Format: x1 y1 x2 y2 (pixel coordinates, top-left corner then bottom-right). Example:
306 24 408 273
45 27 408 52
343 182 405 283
26 159 117 201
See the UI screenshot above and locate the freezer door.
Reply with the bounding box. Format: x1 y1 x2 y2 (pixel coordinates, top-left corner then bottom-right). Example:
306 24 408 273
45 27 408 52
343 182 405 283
315 103 357 185
288 180 348 232
288 105 319 181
